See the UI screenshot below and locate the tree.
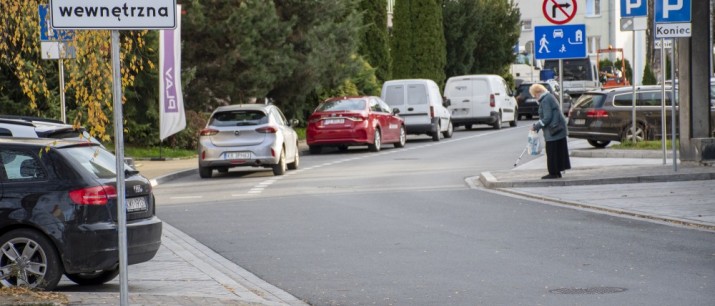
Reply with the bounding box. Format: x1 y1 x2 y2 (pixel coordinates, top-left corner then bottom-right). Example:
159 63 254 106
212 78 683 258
269 0 362 117
358 0 391 83
391 0 446 87
470 0 521 76
442 0 479 78
642 62 657 85
0 0 153 141
181 0 296 111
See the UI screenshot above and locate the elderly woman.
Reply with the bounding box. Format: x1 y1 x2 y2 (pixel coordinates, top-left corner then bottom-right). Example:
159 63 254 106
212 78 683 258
529 83 571 179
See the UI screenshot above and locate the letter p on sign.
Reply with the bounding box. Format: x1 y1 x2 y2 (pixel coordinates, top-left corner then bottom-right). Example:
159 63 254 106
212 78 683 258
621 0 647 18
626 0 640 15
663 0 682 18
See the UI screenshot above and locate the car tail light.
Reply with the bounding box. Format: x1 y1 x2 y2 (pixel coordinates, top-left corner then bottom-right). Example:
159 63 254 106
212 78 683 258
256 126 278 133
200 128 219 136
346 114 366 122
490 94 496 107
430 106 435 118
69 185 117 205
308 115 322 124
586 108 609 118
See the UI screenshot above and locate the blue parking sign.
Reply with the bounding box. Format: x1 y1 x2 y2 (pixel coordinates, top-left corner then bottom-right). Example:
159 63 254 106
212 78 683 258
38 5 74 41
655 0 691 23
621 0 648 17
534 25 587 60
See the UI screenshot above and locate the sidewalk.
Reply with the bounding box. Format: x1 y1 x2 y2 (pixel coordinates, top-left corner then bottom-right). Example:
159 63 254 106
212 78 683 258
55 157 307 306
476 148 715 231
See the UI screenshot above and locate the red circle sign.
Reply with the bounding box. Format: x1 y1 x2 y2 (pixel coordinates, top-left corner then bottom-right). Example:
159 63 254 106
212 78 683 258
543 0 577 25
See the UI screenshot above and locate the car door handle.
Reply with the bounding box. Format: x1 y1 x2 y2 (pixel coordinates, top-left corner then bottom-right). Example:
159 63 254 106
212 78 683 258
462 100 470 103
408 107 414 111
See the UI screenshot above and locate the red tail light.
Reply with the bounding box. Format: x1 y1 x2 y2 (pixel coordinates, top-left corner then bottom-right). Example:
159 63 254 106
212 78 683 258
200 128 219 136
586 108 609 118
346 114 366 122
69 185 117 205
489 94 496 107
256 126 278 133
308 115 322 124
430 106 435 118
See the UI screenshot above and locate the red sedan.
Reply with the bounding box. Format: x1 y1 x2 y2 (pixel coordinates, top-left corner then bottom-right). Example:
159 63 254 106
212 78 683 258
307 96 406 154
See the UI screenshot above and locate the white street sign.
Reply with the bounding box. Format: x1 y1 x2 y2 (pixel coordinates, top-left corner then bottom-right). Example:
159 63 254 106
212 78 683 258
655 22 692 38
654 39 673 49
50 0 176 29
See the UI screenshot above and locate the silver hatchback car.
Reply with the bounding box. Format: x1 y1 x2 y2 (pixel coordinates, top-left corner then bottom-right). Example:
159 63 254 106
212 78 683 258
198 104 300 178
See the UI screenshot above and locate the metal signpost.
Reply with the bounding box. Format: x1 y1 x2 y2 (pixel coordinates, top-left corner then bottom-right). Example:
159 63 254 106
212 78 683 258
655 0 691 170
534 24 588 113
538 0 581 112
49 1 176 305
620 0 648 148
38 4 75 123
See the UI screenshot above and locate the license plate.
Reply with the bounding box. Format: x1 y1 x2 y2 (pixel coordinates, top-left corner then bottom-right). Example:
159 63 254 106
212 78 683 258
225 152 252 160
323 118 344 125
574 119 586 125
126 196 147 212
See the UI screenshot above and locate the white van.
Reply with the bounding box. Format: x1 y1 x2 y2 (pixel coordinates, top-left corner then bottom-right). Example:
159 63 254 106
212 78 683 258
444 75 518 130
381 79 453 141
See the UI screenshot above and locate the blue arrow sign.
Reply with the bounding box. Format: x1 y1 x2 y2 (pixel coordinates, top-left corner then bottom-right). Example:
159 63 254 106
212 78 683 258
621 0 648 18
534 24 587 60
39 5 74 41
655 0 691 23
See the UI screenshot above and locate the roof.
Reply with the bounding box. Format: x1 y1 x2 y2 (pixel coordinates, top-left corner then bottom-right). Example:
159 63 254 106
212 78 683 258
0 137 101 148
213 104 274 113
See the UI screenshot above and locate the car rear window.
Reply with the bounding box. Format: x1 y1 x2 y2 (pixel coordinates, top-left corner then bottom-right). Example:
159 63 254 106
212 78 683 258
62 146 120 179
406 84 428 105
383 85 404 106
573 93 607 109
516 85 533 99
210 110 268 127
317 99 366 111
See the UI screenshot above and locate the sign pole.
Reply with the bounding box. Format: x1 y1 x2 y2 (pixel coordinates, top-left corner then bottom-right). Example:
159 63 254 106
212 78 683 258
660 38 666 165
631 30 636 143
671 41 677 171
558 59 564 112
59 58 66 123
110 29 129 306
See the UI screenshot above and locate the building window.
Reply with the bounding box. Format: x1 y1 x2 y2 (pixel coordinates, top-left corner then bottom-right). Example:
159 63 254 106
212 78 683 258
586 0 601 17
588 36 601 54
521 19 532 31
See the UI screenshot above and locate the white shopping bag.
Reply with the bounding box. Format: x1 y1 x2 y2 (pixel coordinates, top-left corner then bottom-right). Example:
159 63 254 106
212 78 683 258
527 130 541 155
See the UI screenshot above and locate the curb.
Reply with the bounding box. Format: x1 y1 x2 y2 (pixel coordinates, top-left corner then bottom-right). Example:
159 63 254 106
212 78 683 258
149 169 197 187
478 171 715 189
494 187 715 232
571 149 674 159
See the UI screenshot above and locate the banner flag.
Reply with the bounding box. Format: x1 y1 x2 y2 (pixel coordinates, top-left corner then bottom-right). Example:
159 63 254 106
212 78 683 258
159 4 185 141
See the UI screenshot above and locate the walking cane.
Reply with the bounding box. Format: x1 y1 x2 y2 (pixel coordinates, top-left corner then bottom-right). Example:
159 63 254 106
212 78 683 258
513 147 528 167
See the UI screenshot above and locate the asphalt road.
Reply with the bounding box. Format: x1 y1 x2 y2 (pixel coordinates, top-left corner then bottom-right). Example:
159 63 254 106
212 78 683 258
155 121 715 306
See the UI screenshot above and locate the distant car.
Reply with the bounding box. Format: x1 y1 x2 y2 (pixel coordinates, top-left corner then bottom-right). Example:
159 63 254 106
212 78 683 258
0 138 162 290
306 96 406 154
381 79 453 141
567 86 678 148
515 82 572 120
444 74 517 130
198 104 300 178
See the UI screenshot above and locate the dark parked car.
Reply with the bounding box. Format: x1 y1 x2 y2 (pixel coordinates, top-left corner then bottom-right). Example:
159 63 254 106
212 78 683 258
567 86 679 148
515 81 572 119
0 138 162 290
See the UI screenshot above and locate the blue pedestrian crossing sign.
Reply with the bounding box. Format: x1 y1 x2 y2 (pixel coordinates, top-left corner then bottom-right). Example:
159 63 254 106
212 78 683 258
534 24 587 60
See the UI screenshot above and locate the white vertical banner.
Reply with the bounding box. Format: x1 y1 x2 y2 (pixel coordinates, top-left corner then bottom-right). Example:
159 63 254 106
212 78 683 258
159 4 185 141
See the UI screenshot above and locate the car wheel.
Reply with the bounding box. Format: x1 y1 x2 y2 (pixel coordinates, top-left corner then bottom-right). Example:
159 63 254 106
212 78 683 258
368 129 382 152
394 126 406 148
492 112 502 129
527 114 533 120
432 123 442 141
199 166 212 179
465 124 473 130
587 139 611 148
622 123 646 142
337 145 349 152
65 267 120 286
217 167 229 174
272 149 286 176
510 111 518 127
287 145 300 170
0 229 63 290
309 146 322 155
443 120 454 138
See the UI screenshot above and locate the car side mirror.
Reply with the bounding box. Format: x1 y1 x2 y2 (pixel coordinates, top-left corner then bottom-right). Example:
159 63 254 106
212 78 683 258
392 108 400 115
443 98 451 107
